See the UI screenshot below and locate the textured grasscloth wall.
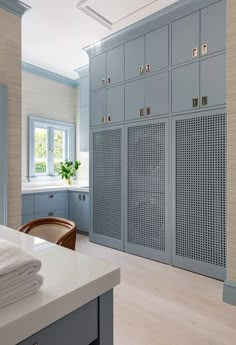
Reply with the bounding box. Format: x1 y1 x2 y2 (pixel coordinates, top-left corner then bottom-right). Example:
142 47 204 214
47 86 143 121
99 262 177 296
0 9 22 229
22 71 77 180
227 0 236 282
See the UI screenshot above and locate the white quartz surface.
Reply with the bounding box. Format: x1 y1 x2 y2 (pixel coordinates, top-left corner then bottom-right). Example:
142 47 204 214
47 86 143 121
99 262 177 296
22 184 89 194
0 226 120 345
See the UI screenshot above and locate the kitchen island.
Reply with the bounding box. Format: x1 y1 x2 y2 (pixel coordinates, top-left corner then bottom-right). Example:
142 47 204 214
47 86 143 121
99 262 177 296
0 226 120 345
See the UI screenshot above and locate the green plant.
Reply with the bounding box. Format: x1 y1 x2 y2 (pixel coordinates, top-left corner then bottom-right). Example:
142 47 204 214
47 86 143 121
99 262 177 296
58 160 81 181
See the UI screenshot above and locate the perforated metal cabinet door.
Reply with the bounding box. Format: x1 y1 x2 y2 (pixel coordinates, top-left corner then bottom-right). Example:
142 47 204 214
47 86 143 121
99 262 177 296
124 118 170 263
90 125 124 250
172 110 226 280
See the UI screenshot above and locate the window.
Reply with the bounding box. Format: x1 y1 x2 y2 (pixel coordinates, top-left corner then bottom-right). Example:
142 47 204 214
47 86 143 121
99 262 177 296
29 116 75 178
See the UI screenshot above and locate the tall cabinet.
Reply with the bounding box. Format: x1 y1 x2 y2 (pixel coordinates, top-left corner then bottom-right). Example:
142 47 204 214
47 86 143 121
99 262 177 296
86 0 226 280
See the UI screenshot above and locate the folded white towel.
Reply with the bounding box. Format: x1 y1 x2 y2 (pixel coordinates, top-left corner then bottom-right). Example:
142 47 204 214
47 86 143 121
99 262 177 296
0 239 42 287
0 274 43 309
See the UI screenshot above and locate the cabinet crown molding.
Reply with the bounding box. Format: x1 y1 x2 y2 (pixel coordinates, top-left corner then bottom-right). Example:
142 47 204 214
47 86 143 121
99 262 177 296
0 0 30 17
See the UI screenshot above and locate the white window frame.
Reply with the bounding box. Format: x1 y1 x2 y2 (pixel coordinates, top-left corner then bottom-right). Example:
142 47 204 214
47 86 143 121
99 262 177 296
29 116 75 179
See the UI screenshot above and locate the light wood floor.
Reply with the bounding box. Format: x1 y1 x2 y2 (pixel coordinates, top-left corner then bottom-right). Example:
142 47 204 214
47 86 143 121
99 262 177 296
76 235 236 345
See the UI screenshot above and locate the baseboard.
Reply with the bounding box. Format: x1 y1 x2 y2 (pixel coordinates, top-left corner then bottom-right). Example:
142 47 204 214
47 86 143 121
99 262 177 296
223 281 236 306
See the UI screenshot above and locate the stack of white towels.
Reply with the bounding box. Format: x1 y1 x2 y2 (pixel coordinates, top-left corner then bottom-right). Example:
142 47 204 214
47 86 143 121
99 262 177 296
0 239 43 309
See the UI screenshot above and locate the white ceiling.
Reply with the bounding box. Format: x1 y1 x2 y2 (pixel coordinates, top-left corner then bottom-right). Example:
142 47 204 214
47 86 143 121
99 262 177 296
22 0 178 79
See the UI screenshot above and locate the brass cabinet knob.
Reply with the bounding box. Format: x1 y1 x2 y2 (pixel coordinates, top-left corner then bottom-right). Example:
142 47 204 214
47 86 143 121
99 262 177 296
202 43 208 55
192 47 198 58
139 66 144 75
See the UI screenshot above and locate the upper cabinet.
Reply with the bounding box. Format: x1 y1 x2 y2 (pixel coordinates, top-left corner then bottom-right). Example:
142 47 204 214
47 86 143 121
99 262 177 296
201 0 226 56
90 53 106 91
172 12 200 66
90 46 124 91
172 0 226 66
107 45 124 86
125 25 169 81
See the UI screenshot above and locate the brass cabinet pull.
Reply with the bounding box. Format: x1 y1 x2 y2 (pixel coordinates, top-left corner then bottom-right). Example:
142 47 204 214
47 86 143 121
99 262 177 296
107 115 111 123
83 195 86 201
107 77 111 84
140 108 145 117
139 66 144 75
192 98 199 108
146 107 151 115
48 194 54 199
48 212 54 216
101 79 105 86
79 194 81 200
202 96 208 106
192 47 198 58
146 64 151 72
202 43 208 55
101 116 106 124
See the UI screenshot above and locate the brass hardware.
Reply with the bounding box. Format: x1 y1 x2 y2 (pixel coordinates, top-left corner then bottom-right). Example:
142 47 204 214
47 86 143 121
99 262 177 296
192 98 199 108
101 116 106 124
83 195 86 201
139 66 144 75
192 47 198 58
140 108 145 117
146 107 151 115
107 115 111 123
146 64 151 73
49 194 54 199
102 79 105 86
107 77 111 84
202 96 208 106
48 212 54 216
202 43 208 55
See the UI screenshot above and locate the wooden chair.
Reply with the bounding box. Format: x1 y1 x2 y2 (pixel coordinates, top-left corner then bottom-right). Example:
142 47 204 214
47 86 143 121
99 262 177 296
19 217 76 250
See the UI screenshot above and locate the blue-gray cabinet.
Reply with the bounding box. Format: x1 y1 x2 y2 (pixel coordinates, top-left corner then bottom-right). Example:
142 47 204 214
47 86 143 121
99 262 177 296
172 0 226 65
125 118 170 263
22 192 67 225
172 62 200 113
200 0 226 56
125 25 169 81
125 71 169 120
90 125 124 250
80 106 89 151
172 54 226 113
172 11 200 66
107 45 124 86
107 85 125 124
68 191 90 232
90 53 106 91
91 90 107 126
125 36 145 80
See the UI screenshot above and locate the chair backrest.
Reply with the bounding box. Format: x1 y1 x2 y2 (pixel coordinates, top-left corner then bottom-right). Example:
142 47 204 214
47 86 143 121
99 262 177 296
19 217 76 250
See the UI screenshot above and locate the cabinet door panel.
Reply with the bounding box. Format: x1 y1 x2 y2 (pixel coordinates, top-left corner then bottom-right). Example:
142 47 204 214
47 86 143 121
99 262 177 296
80 106 89 151
145 71 169 117
172 62 199 113
80 76 89 107
91 90 107 127
107 45 124 85
172 11 200 65
107 85 124 124
125 79 145 121
81 193 90 232
91 127 124 250
200 54 226 108
201 0 226 56
125 36 145 80
90 53 106 91
22 195 34 215
35 209 66 219
125 119 169 263
68 192 81 229
22 214 34 225
34 192 66 213
145 25 169 73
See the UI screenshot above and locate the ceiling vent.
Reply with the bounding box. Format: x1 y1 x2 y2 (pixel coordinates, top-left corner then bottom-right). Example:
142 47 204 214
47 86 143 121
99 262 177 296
77 1 112 30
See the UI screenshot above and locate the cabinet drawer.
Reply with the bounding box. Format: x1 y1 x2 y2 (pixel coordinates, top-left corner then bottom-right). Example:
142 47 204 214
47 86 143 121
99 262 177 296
22 195 34 215
35 209 66 219
34 192 66 213
18 299 98 345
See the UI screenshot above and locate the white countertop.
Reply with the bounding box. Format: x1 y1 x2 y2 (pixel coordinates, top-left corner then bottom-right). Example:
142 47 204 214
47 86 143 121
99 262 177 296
0 226 120 345
22 185 90 194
